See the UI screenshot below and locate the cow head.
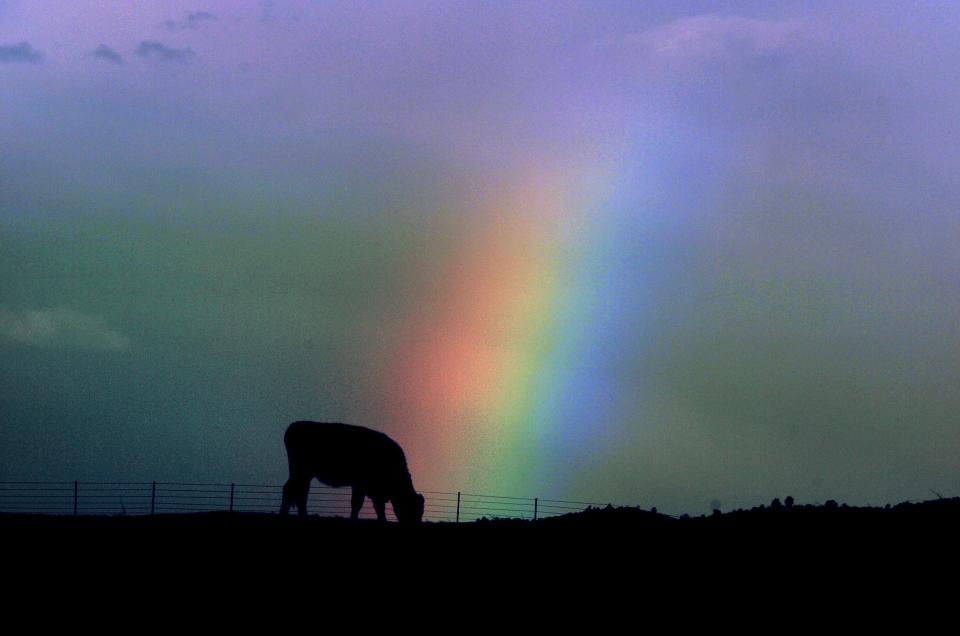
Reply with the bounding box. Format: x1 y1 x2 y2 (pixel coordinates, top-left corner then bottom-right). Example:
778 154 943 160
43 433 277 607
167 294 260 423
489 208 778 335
393 492 425 524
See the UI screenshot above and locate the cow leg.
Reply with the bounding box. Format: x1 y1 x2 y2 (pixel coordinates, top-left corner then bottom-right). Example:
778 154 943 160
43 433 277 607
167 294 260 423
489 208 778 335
372 497 387 522
282 476 310 518
295 478 310 518
350 488 365 520
281 483 290 516
281 479 296 516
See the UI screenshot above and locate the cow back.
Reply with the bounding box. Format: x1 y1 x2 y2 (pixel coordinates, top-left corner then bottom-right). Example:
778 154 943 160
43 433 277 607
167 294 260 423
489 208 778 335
284 421 413 496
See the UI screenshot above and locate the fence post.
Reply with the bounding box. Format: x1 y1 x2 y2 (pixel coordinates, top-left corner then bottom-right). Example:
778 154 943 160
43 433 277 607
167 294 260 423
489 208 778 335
456 492 461 523
533 497 538 521
73 481 78 516
151 482 156 515
230 483 235 513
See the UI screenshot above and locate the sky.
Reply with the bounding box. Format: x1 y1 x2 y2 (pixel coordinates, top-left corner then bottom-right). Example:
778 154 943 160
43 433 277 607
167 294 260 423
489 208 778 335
1 1 959 515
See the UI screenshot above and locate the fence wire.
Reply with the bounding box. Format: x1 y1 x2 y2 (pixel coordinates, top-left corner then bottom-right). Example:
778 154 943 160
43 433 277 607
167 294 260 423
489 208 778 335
0 481 623 522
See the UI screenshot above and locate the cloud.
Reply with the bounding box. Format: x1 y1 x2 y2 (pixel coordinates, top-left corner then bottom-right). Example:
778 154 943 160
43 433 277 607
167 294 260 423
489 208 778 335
0 40 43 64
610 15 803 69
0 307 133 352
163 11 216 31
91 44 123 64
136 41 195 64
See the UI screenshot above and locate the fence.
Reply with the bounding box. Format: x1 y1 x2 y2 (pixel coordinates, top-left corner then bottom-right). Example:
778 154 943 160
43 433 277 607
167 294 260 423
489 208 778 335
0 481 618 522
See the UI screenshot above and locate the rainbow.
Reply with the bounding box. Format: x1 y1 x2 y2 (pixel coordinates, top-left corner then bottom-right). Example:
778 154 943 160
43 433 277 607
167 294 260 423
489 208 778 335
379 160 646 496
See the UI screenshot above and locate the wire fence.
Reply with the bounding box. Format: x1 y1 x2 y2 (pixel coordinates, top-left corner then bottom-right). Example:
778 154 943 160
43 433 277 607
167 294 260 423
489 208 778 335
0 481 623 522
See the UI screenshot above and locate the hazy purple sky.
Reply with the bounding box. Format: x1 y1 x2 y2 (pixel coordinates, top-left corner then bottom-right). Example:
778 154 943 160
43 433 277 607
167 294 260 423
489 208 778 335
2 1 959 514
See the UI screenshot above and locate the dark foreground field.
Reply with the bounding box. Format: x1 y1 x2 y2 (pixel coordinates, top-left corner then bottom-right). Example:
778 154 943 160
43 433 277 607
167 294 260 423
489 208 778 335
5 496 958 579
5 496 958 617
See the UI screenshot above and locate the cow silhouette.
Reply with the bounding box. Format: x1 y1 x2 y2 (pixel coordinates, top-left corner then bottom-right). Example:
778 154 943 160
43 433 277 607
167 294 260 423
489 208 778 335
280 421 425 523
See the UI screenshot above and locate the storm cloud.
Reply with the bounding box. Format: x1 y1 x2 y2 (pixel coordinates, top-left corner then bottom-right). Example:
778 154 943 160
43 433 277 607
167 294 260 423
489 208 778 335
0 307 132 353
634 14 803 65
163 11 216 31
0 41 42 63
136 40 195 63
91 44 123 64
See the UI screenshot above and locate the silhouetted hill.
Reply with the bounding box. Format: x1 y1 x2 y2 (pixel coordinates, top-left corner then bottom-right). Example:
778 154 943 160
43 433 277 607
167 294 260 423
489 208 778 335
5 495 956 555
5 496 956 598
4 495 957 536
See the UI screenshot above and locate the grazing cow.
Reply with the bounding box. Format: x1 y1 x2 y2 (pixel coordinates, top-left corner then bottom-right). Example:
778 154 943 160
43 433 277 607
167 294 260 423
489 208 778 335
280 421 425 523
